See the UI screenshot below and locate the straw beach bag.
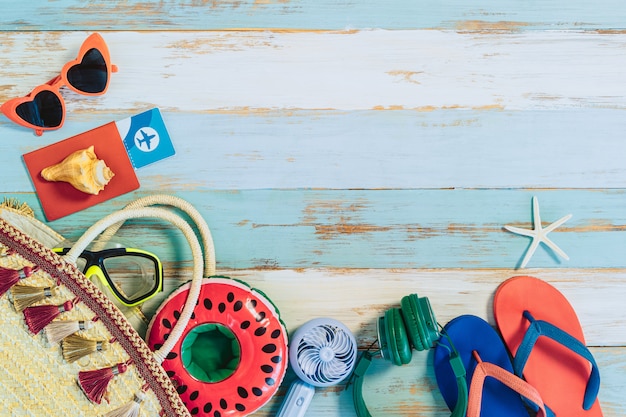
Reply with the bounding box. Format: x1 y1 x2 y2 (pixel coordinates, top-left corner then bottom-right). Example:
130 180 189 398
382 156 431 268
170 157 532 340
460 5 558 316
0 195 215 417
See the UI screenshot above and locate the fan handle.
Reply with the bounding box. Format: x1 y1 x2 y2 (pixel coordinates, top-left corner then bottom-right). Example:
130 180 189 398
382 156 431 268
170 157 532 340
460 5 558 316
276 380 316 417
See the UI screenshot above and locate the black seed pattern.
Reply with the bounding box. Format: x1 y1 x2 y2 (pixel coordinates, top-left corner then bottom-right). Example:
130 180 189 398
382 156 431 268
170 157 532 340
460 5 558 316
190 391 199 401
271 355 282 363
191 312 196 319
177 385 188 394
166 351 178 360
214 411 221 417
204 403 212 413
265 377 276 386
166 370 175 377
154 343 163 350
254 327 267 336
204 298 212 310
252 387 263 396
220 399 227 409
190 407 198 415
235 404 246 412
256 311 266 322
261 365 273 374
262 343 277 353
240 320 250 329
237 387 248 398
227 292 235 302
218 302 226 313
271 329 281 339
163 318 172 329
233 300 243 311
174 310 181 320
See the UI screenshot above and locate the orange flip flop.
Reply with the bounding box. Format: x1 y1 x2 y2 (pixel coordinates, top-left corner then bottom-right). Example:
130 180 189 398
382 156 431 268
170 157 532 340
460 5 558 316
494 276 602 416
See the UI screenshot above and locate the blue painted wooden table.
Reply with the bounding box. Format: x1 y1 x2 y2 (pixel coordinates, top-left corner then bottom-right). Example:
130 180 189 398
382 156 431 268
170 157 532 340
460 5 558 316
0 1 624 416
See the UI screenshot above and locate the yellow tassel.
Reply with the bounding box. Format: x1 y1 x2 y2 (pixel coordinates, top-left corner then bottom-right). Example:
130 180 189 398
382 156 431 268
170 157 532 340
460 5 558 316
62 334 109 363
11 285 56 312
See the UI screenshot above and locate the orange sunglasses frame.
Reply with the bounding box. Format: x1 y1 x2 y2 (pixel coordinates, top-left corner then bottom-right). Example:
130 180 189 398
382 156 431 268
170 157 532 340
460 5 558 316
0 32 118 136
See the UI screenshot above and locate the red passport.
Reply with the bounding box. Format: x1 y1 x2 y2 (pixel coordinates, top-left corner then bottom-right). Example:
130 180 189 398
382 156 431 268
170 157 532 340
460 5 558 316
23 122 139 221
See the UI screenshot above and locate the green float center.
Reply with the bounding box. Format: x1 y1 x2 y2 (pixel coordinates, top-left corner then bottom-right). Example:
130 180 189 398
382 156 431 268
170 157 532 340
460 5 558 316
181 323 241 383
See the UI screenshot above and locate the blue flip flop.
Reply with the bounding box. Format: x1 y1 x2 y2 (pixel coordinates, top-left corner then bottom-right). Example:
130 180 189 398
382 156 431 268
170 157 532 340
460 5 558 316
434 315 549 417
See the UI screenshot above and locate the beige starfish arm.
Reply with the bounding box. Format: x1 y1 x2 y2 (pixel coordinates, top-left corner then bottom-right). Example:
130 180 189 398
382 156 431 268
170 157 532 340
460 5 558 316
504 224 536 237
520 238 540 268
542 235 570 261
543 213 572 234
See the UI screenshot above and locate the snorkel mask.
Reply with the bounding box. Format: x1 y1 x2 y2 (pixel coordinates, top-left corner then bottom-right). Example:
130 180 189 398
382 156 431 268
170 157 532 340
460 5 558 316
53 243 163 307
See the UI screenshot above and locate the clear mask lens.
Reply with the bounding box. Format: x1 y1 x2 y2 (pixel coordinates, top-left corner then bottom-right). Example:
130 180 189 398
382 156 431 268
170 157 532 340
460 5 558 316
102 254 159 302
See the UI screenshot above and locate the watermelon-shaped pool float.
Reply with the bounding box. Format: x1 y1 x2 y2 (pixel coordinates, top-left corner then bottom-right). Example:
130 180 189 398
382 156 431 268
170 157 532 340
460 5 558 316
147 277 288 416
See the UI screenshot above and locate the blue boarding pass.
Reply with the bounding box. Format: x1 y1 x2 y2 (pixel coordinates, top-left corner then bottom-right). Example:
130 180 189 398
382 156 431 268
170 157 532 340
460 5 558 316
115 108 176 169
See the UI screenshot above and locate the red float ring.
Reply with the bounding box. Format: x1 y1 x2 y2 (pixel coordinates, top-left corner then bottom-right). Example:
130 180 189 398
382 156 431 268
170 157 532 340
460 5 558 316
147 277 288 416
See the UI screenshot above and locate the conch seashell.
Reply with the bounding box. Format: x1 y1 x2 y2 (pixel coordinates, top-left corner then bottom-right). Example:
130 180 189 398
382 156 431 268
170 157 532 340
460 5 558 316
41 145 114 195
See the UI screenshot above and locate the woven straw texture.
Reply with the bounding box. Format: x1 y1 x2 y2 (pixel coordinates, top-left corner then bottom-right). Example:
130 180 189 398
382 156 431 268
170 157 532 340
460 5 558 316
0 200 204 417
0 246 163 416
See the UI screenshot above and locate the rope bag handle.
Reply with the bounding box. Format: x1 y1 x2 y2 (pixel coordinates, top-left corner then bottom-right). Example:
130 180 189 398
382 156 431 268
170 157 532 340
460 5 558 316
91 194 215 277
63 201 208 364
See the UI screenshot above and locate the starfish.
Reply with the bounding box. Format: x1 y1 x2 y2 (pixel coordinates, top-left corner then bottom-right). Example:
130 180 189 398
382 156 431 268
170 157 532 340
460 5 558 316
504 196 572 268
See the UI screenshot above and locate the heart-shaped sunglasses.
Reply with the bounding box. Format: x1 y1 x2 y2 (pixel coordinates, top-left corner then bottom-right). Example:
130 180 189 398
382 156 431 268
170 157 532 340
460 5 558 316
1 33 118 136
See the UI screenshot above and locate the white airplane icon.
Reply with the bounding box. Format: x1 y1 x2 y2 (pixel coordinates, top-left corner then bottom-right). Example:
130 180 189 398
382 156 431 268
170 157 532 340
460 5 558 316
136 129 156 150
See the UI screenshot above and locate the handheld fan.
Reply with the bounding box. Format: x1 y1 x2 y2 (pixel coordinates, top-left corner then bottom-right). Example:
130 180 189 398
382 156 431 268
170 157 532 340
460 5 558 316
277 317 358 417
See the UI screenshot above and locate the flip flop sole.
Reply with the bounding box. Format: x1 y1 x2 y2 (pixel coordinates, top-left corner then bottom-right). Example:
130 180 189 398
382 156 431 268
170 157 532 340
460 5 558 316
434 315 529 417
494 275 603 416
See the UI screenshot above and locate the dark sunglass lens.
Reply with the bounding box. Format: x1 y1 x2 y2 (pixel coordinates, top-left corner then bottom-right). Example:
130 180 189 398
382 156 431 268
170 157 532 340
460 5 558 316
67 48 108 93
15 90 63 127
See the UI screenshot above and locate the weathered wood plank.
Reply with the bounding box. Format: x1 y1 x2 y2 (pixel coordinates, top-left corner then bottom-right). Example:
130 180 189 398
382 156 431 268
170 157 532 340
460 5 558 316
3 31 625 189
152 268 624 347
2 0 626 31
3 109 626 190
5 195 622 343
1 31 626 112
7 190 626 269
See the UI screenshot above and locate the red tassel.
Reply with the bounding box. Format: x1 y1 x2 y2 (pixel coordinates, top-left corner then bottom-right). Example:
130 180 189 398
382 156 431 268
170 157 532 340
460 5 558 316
23 299 74 334
0 266 35 296
78 362 129 404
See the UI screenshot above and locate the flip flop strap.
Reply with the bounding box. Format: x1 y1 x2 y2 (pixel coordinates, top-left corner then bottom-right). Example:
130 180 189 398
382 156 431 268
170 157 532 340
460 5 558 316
514 310 600 410
467 361 548 417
